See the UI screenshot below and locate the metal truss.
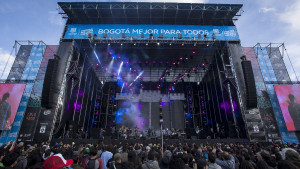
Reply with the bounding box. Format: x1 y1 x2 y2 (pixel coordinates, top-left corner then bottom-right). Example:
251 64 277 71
58 2 242 25
255 43 299 82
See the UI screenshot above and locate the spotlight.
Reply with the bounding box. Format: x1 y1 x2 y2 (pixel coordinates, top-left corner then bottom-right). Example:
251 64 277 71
146 43 148 46
182 43 184 46
192 51 196 54
121 43 123 46
194 43 196 47
134 43 136 46
108 43 110 46
157 42 160 46
170 43 172 46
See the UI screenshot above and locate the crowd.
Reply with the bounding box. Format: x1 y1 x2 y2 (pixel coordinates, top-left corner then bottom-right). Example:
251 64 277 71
0 140 300 169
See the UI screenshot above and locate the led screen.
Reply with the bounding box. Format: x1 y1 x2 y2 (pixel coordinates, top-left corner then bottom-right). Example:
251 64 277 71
0 84 26 130
274 85 300 131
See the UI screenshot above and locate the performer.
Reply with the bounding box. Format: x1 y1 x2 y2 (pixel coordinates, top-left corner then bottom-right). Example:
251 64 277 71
195 126 200 139
219 125 226 138
99 128 105 140
118 127 122 139
134 125 139 138
111 126 115 139
123 127 128 139
148 128 152 137
65 124 74 139
77 127 86 139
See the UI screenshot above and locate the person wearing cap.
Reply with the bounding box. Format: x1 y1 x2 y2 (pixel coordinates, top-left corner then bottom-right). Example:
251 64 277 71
43 153 74 169
107 153 122 169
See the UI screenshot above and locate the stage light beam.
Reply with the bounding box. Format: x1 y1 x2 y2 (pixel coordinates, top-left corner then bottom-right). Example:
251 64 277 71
129 71 144 87
118 61 123 76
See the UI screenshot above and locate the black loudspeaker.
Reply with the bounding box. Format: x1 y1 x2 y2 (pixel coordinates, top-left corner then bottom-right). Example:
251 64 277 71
41 59 58 109
141 33 144 38
241 60 257 108
90 128 101 139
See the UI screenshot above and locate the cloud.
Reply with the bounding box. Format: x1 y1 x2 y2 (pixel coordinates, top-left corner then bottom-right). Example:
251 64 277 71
279 1 300 31
259 7 276 13
282 44 300 81
48 11 64 26
0 48 14 79
275 1 300 80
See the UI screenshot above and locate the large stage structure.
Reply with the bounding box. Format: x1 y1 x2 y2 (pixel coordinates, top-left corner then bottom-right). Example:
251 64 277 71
0 2 300 145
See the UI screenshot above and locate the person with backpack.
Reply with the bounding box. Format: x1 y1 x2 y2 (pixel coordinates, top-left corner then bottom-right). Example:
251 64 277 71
85 146 103 169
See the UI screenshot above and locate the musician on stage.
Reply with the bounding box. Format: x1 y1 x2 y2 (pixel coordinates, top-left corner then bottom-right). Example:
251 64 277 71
111 126 116 139
77 127 86 139
134 125 139 139
148 128 152 137
99 128 105 140
118 127 122 139
195 126 200 139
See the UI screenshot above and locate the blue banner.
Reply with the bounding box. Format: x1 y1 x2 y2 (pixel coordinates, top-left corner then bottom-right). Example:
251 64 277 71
64 24 239 41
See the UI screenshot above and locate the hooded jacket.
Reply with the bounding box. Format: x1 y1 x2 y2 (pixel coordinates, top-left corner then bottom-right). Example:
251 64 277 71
141 160 160 169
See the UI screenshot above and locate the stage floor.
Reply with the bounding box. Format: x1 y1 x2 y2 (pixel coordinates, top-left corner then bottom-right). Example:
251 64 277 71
51 138 249 146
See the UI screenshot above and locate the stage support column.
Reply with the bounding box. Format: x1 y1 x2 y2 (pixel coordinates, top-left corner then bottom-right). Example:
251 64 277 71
227 83 239 138
149 102 151 129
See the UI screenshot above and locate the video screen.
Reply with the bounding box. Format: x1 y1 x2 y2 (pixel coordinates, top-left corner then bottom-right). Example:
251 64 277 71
0 84 26 130
274 85 300 131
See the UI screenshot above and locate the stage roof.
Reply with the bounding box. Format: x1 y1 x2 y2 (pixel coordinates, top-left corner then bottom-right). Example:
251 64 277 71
58 2 243 26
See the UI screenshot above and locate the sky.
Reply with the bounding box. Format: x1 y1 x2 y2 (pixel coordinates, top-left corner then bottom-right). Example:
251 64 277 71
0 0 300 81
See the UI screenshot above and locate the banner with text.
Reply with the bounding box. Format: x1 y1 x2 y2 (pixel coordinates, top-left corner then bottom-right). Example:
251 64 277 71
64 24 239 41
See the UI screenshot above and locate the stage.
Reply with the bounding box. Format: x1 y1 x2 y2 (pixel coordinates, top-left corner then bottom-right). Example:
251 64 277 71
51 138 249 146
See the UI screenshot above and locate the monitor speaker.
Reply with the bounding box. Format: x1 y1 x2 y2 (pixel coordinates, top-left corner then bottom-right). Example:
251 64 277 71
241 60 257 108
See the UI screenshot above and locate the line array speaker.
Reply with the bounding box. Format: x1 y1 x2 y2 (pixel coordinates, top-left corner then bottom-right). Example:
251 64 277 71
241 60 257 108
41 59 58 109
